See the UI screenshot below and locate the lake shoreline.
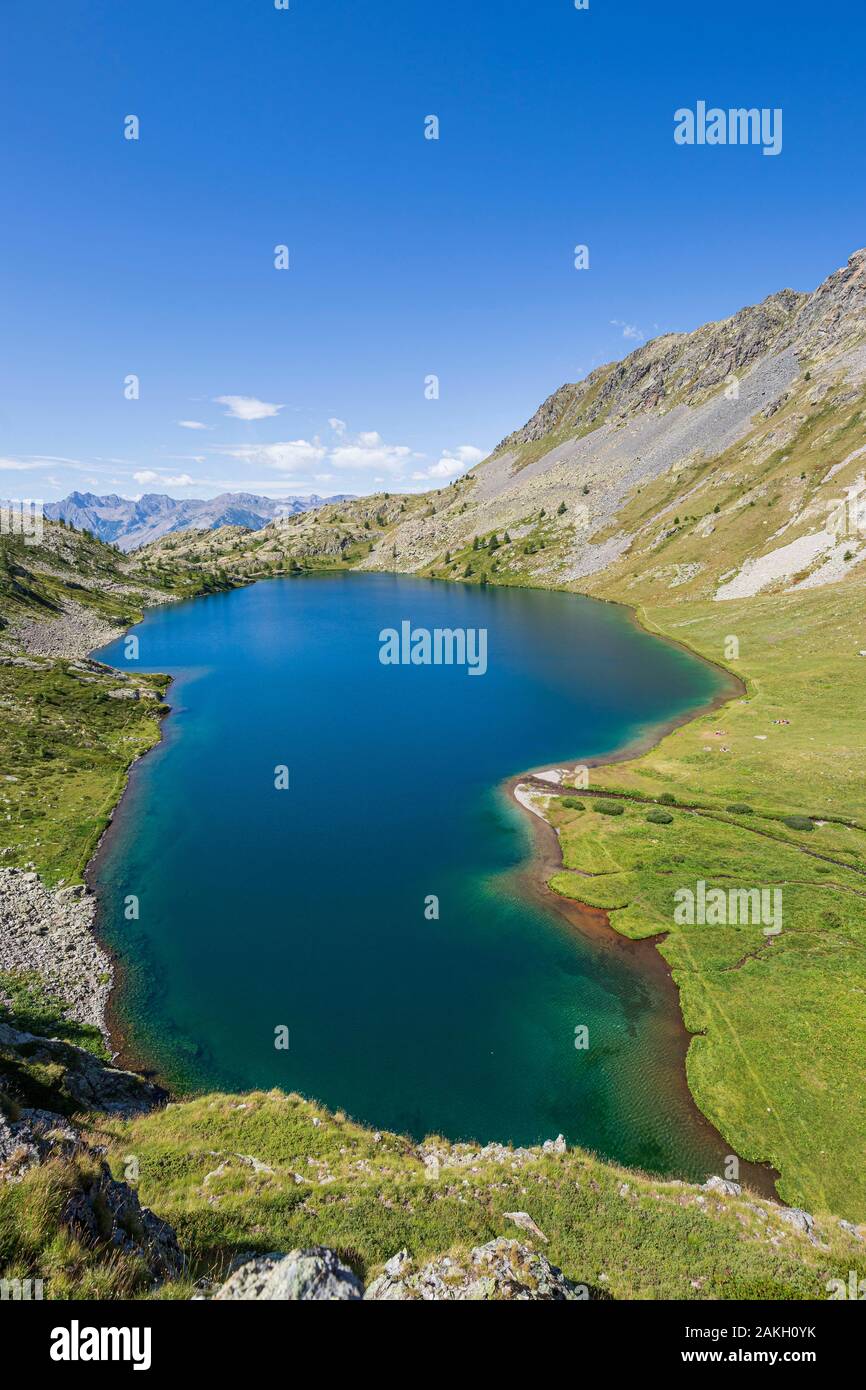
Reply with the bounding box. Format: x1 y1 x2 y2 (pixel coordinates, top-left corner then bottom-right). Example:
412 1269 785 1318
74 571 773 1194
501 627 784 1197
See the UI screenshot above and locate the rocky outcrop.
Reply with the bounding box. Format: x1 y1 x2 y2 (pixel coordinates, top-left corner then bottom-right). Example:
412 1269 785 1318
496 249 866 456
0 869 110 1036
62 1163 184 1280
417 1132 566 1177
496 289 807 452
207 1239 585 1301
365 1239 585 1301
702 1175 742 1196
0 1019 165 1116
0 1104 79 1179
213 1247 363 1301
1 1099 182 1282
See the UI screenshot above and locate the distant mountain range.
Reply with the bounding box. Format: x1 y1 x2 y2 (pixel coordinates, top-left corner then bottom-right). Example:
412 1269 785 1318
45 490 355 551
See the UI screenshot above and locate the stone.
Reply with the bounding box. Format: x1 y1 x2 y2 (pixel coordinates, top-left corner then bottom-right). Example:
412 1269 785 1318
0 1020 165 1116
365 1238 584 1301
212 1247 363 1301
702 1175 742 1196
778 1207 814 1234
62 1164 183 1279
503 1210 548 1241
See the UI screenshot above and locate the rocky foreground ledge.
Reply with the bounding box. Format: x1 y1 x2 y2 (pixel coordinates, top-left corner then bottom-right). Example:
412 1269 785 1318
208 1240 583 1301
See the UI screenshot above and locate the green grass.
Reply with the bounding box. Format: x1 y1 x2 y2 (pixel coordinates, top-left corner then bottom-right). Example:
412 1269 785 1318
0 1153 166 1300
70 1090 862 1301
0 972 107 1057
0 660 170 885
4 1086 861 1300
544 573 866 1220
0 523 226 885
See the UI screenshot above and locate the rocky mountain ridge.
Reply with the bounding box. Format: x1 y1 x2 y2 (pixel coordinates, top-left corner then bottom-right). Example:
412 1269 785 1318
46 490 355 552
135 248 866 606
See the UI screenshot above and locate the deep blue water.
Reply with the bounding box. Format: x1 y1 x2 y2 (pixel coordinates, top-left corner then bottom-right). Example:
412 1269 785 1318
93 572 732 1177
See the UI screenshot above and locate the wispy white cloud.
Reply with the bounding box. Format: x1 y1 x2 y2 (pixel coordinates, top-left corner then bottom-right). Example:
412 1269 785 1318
214 395 284 421
1 455 83 471
216 440 328 474
217 429 424 477
412 444 486 481
178 420 208 430
329 430 417 473
327 417 347 437
610 319 644 342
133 470 195 488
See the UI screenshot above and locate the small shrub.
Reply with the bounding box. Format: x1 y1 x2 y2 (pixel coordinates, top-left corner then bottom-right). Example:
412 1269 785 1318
561 797 584 811
783 814 814 832
726 803 753 815
658 792 677 805
646 809 673 825
595 800 624 816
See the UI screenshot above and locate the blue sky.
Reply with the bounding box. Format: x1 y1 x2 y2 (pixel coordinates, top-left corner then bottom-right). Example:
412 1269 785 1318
1 0 864 502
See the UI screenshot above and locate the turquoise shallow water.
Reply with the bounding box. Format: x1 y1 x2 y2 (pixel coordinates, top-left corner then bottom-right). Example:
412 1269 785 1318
93 572 733 1178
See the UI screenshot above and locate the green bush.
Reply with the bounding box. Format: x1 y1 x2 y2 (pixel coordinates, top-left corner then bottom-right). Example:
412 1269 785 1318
783 814 815 832
561 797 584 811
726 803 754 815
595 800 624 816
658 792 677 805
646 809 673 825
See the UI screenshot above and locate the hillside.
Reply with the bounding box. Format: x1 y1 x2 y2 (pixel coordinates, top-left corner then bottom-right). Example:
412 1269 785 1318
138 250 866 603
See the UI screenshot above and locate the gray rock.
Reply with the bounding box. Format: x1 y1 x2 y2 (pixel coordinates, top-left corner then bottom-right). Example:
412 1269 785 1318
702 1175 743 1196
503 1210 548 1242
213 1247 363 1301
62 1163 183 1279
778 1207 814 1234
0 1105 79 1180
0 868 111 1037
365 1238 585 1301
840 1220 863 1242
0 1020 165 1116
